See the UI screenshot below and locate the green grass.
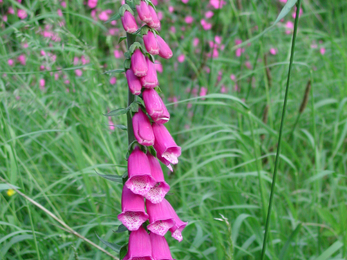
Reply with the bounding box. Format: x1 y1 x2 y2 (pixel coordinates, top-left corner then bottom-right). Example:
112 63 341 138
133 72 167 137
1 0 347 259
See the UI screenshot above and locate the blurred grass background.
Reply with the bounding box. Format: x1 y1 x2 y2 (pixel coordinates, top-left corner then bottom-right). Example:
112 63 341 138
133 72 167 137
1 0 347 259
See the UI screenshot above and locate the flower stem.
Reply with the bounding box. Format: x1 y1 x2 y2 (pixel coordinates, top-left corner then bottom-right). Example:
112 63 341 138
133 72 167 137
126 33 136 145
260 0 302 259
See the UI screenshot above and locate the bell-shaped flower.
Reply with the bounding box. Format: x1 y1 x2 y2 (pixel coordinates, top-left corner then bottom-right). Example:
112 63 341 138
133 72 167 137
128 226 154 260
163 199 188 242
136 1 152 23
144 153 170 204
143 31 159 55
143 89 170 124
148 5 160 29
132 109 155 146
157 36 173 59
140 58 158 88
152 123 181 170
146 199 175 236
121 11 138 33
150 233 174 260
126 69 142 95
117 185 149 231
126 147 156 196
131 49 148 77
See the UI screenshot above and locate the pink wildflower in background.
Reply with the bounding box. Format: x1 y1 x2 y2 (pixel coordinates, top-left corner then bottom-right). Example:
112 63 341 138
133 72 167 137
320 48 326 55
292 7 303 19
17 55 26 65
17 9 27 19
201 19 212 30
235 39 245 57
168 6 174 13
8 7 15 15
177 54 185 63
185 16 193 24
193 38 199 47
210 0 226 9
8 59 14 66
39 79 45 90
270 48 277 55
61 1 66 8
98 11 110 21
230 74 236 81
205 11 214 18
200 87 207 99
75 69 83 77
109 77 117 85
182 0 189 3
88 0 98 8
57 9 63 17
285 21 294 34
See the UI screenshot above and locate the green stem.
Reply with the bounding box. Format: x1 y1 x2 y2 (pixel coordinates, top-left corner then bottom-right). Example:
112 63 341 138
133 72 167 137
260 1 302 259
126 33 136 145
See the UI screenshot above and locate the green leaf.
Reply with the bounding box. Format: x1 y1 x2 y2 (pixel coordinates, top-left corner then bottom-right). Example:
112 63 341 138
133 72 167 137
0 184 20 192
119 36 127 44
105 12 121 24
129 102 139 113
104 68 125 75
279 223 302 259
274 0 298 25
114 125 127 131
119 244 128 260
315 241 343 260
115 224 128 233
104 108 129 117
95 172 123 183
96 234 121 253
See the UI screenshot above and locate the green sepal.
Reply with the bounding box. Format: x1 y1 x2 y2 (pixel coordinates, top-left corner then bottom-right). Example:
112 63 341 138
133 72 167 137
129 42 143 54
147 146 157 157
96 234 121 253
119 4 134 16
146 0 156 10
119 244 128 260
124 59 131 70
115 224 128 233
154 86 162 94
119 36 127 44
105 12 121 24
129 102 139 113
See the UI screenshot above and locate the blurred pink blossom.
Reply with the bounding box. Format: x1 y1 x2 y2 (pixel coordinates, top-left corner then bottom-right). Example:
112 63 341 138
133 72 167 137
185 16 193 24
221 85 227 93
17 55 26 65
61 1 66 8
205 11 214 18
210 0 226 9
8 7 15 15
200 87 207 99
320 48 326 55
99 11 109 21
88 0 98 8
201 19 212 30
73 57 79 65
108 117 115 131
182 0 189 3
245 61 252 69
170 26 176 33
155 61 163 73
17 9 27 19
285 21 294 34
81 56 90 65
22 42 28 48
57 9 63 17
8 59 14 66
39 79 45 90
177 54 185 63
193 38 199 47
270 48 277 55
75 69 83 77
168 6 174 13
230 74 236 81
114 50 123 59
110 77 117 84
3 15 8 22
292 7 303 19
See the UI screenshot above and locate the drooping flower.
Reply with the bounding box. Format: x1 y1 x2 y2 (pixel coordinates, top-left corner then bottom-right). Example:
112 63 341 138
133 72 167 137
143 88 170 124
136 1 152 23
152 123 181 170
140 58 159 88
157 35 173 59
125 147 156 196
145 153 170 204
143 31 159 55
131 49 148 77
117 185 149 231
121 11 138 33
132 109 155 146
146 199 175 236
127 226 154 260
148 5 160 29
150 233 174 260
163 199 188 242
126 68 142 95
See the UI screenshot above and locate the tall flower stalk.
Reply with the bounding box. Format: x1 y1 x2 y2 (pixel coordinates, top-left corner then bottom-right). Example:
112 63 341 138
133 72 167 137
109 1 187 259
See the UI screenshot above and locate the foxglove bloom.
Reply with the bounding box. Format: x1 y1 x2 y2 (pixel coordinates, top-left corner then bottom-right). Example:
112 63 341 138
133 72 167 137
128 226 154 260
157 36 173 59
163 199 188 242
152 123 181 170
146 200 175 236
121 11 138 33
126 69 142 95
145 153 170 204
125 147 156 196
131 49 148 77
132 109 155 146
143 31 159 55
118 186 149 231
148 5 160 29
140 58 159 88
143 89 170 124
136 1 152 23
150 233 174 260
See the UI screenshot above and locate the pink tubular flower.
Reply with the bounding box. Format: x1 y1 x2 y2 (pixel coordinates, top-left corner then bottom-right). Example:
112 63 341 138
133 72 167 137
125 147 156 196
121 11 138 33
143 89 170 124
131 49 148 77
144 153 170 204
148 6 160 29
126 69 142 95
128 226 153 260
136 1 152 23
150 233 174 260
163 199 188 242
117 185 149 231
132 109 155 146
143 31 159 55
146 199 175 236
140 58 158 88
157 35 173 59
88 0 98 8
17 9 27 19
152 123 181 170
